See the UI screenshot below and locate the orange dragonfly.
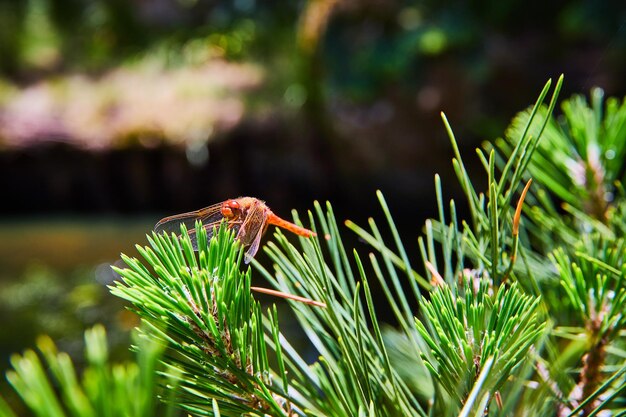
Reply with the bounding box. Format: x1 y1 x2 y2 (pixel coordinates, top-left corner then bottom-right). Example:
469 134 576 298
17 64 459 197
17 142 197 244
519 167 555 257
154 197 316 264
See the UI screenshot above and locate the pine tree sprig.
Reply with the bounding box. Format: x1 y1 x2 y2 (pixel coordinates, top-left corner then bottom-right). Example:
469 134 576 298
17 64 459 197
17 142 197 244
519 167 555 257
414 279 545 407
111 223 299 416
256 202 429 417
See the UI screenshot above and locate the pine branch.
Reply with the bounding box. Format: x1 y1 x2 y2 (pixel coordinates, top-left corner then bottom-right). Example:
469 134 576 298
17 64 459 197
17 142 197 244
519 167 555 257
345 77 568 415
256 202 429 417
495 87 626 416
415 279 545 411
110 223 306 416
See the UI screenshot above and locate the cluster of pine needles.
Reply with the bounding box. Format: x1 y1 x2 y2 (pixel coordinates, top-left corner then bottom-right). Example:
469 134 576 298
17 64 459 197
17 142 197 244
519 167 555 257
3 75 626 416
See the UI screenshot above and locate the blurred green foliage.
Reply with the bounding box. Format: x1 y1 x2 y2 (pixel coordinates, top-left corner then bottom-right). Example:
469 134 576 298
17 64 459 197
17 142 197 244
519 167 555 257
0 0 623 157
0 0 297 74
0 262 134 415
1 325 181 417
2 0 624 87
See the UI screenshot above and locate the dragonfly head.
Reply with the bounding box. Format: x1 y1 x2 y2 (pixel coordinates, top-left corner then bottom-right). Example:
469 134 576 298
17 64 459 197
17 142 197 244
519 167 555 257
221 199 241 219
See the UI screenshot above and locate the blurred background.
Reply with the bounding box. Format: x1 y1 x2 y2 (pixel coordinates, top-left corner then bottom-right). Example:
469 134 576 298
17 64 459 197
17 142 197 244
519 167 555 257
0 0 625 405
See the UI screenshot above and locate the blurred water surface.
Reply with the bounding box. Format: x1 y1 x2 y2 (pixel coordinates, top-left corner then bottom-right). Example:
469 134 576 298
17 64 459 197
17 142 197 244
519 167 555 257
0 218 153 373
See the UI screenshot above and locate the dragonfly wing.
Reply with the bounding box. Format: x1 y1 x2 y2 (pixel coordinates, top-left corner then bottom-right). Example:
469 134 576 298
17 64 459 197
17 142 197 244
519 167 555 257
238 203 268 263
237 203 268 246
244 226 265 264
154 203 225 249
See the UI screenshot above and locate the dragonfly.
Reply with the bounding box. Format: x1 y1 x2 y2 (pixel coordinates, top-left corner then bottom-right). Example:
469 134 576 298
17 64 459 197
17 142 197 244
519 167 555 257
154 197 316 264
155 197 324 307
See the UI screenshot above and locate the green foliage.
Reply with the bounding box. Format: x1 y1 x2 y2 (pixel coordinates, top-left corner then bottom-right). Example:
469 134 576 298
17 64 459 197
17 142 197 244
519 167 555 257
503 88 626 217
110 224 293 416
110 212 429 416
415 281 544 404
2 325 177 417
5 79 626 416
349 76 626 416
489 85 626 415
551 237 626 333
257 202 429 416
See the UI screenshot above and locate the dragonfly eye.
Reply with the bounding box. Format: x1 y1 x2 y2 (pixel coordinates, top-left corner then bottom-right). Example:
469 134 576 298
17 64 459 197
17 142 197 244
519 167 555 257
221 200 241 218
